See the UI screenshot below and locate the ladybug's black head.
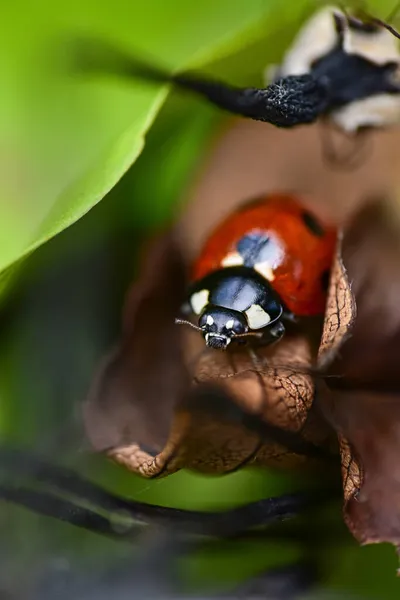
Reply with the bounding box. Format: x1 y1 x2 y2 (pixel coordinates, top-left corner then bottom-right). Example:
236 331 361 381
198 305 248 350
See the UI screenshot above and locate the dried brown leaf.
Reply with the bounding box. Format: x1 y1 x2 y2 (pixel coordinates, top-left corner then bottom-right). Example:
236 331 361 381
169 386 264 474
301 197 400 567
316 202 400 556
83 231 189 476
320 389 400 548
104 329 333 476
176 333 336 472
333 202 400 388
194 335 314 433
318 233 356 369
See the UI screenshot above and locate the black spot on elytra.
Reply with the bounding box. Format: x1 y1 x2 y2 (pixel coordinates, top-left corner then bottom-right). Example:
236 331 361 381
321 269 331 292
301 211 325 237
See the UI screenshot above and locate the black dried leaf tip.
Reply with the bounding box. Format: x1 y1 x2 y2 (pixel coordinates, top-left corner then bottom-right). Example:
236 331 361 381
248 74 330 127
175 72 329 127
71 39 330 129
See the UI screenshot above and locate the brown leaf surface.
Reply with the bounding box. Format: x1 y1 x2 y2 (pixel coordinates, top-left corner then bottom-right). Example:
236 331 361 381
193 335 314 432
107 330 335 477
318 203 400 555
332 202 400 389
318 232 356 369
320 389 400 547
83 230 189 476
176 379 336 474
168 331 336 474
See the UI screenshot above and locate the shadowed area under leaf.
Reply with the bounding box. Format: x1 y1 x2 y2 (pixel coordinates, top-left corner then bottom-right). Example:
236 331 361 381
317 202 400 553
83 231 189 463
319 390 400 549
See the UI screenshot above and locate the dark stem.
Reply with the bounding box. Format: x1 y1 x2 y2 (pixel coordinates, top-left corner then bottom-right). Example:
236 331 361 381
72 39 329 127
0 485 122 538
0 446 332 539
173 73 329 127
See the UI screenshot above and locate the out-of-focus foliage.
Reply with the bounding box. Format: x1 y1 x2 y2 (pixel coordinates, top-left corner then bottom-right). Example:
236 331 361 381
1 0 400 598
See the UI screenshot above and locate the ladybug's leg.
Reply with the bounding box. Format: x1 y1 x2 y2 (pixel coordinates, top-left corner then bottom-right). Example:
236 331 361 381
282 311 298 324
247 346 267 374
247 322 285 355
268 320 286 340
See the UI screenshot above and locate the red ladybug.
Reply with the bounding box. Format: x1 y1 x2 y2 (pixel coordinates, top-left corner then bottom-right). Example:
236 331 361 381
177 194 337 350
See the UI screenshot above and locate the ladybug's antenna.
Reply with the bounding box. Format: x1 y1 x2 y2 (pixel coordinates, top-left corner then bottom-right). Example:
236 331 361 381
175 321 266 340
175 318 202 332
234 331 264 341
70 39 329 129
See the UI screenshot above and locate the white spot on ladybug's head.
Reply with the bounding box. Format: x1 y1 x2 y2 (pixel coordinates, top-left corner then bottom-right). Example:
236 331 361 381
206 314 214 326
245 304 272 330
190 289 209 315
221 252 244 268
225 319 235 329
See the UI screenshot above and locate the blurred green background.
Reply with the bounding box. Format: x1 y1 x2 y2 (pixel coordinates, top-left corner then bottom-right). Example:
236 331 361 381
0 0 400 597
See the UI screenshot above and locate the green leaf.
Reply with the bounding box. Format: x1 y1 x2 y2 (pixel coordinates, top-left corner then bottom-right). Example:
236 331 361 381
0 0 313 296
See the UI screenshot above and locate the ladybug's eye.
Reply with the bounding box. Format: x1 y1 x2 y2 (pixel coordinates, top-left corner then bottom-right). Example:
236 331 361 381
199 312 217 332
224 318 246 335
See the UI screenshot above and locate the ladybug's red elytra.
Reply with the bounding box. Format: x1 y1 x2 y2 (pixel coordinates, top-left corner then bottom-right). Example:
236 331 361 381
177 195 337 350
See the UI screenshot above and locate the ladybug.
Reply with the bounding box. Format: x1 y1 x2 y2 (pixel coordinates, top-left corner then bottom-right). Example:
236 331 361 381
176 194 337 350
